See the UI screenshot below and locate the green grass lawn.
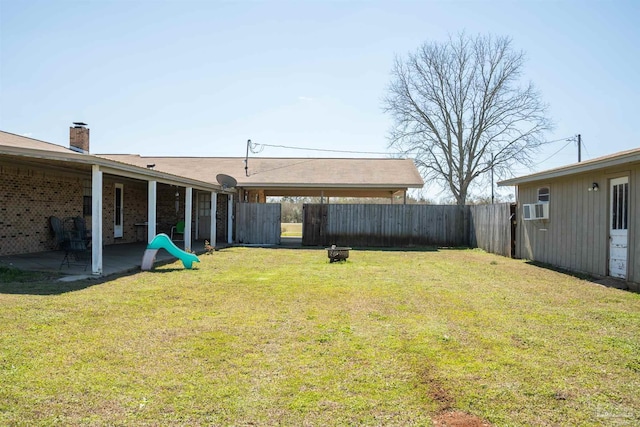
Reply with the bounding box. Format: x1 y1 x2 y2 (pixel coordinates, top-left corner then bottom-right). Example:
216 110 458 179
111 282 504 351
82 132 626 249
281 222 302 237
1 248 639 426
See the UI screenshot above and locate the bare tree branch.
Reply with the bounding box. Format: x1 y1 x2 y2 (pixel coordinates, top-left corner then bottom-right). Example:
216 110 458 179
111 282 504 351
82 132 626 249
385 33 552 204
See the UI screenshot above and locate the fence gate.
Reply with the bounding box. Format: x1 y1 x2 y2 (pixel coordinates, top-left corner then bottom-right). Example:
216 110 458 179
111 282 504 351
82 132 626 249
302 204 328 246
236 203 281 245
468 203 514 257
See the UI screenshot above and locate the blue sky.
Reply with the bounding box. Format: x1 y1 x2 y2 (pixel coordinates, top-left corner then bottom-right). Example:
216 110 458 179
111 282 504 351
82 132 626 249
1 0 638 200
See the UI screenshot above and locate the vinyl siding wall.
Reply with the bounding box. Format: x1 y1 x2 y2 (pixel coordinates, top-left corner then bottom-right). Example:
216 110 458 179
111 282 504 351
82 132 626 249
516 163 639 286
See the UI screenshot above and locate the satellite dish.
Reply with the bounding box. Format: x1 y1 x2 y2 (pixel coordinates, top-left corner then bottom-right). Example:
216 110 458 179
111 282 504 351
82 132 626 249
216 174 237 190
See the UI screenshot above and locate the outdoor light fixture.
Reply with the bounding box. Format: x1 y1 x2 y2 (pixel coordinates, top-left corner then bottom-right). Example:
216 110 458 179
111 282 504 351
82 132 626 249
588 182 599 192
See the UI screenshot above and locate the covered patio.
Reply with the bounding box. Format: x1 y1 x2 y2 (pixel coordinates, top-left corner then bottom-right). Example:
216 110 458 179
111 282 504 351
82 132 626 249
0 128 233 278
0 240 208 280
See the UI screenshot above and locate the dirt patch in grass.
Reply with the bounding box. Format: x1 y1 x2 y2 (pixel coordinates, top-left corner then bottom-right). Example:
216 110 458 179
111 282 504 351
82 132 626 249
432 410 492 427
416 364 454 410
418 364 492 426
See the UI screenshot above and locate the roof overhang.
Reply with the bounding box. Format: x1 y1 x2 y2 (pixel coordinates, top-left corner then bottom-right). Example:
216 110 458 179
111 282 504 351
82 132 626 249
0 145 229 193
238 177 422 198
95 154 424 198
241 185 411 198
498 147 640 186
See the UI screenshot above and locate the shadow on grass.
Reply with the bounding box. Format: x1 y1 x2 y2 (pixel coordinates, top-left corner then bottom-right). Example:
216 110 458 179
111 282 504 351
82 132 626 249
525 260 634 292
524 260 594 280
344 246 441 252
0 266 141 296
0 276 102 296
0 247 214 295
147 267 199 273
271 244 442 252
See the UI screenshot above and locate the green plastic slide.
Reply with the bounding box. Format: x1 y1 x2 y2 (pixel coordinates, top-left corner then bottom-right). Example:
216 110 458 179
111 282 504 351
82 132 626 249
141 233 200 270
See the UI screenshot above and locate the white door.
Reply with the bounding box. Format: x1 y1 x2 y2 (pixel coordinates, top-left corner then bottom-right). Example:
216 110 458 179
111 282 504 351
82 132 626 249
198 192 211 240
609 177 629 279
114 183 124 238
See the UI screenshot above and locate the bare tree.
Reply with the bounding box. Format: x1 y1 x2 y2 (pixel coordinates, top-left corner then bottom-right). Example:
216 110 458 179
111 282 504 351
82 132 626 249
384 33 552 205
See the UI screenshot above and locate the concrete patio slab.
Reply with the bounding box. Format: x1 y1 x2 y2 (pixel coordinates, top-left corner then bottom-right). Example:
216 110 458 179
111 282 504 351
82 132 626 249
0 240 208 281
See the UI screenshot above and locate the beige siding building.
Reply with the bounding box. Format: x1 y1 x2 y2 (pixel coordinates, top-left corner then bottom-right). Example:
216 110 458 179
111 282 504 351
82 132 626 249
500 148 640 291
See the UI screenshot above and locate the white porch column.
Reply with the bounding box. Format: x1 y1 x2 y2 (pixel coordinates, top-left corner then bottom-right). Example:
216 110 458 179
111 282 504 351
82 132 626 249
184 187 193 250
211 192 217 248
91 165 103 275
148 181 157 242
227 194 234 244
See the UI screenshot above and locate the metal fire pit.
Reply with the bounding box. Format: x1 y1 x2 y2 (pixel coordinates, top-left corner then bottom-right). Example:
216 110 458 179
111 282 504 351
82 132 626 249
326 245 352 263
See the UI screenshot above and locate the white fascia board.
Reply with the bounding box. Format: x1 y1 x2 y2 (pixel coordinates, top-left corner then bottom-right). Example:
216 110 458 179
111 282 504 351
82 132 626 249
98 165 227 192
1 145 228 193
239 183 424 189
499 152 640 187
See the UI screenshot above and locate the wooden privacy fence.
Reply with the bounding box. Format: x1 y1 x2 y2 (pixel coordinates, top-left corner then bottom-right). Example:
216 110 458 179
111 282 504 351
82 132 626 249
303 204 468 247
468 203 514 257
302 203 514 257
236 203 281 245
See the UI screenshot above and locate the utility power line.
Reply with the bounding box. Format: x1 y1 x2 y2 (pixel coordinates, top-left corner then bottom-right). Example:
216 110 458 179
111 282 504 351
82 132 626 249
581 135 591 158
253 136 578 157
253 143 391 155
537 136 578 146
533 139 575 165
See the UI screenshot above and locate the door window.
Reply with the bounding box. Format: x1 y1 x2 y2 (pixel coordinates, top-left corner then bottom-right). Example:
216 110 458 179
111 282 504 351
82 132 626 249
199 193 211 216
115 186 122 226
611 181 628 230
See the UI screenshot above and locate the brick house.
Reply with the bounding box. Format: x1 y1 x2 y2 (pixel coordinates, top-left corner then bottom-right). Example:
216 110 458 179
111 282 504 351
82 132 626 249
0 126 231 275
1 125 424 275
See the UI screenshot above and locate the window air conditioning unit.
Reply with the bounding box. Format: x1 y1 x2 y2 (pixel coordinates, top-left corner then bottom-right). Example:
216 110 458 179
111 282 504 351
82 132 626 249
523 203 549 220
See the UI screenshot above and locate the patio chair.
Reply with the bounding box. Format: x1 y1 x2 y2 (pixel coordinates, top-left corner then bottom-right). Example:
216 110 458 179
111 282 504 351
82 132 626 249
171 220 185 241
73 216 91 248
60 236 90 270
49 216 65 250
59 217 90 270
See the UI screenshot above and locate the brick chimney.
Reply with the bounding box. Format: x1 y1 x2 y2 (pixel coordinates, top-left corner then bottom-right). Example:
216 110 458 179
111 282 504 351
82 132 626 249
69 122 90 153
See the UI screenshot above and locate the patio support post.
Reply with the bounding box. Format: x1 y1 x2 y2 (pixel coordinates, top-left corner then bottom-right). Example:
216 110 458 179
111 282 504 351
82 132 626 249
227 194 234 244
91 165 103 275
148 181 157 242
403 190 407 205
210 192 217 248
184 187 193 250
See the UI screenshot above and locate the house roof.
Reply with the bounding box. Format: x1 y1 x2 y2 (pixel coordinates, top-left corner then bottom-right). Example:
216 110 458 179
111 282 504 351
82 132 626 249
498 147 640 186
0 130 423 197
97 154 425 197
0 130 224 192
0 130 74 153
